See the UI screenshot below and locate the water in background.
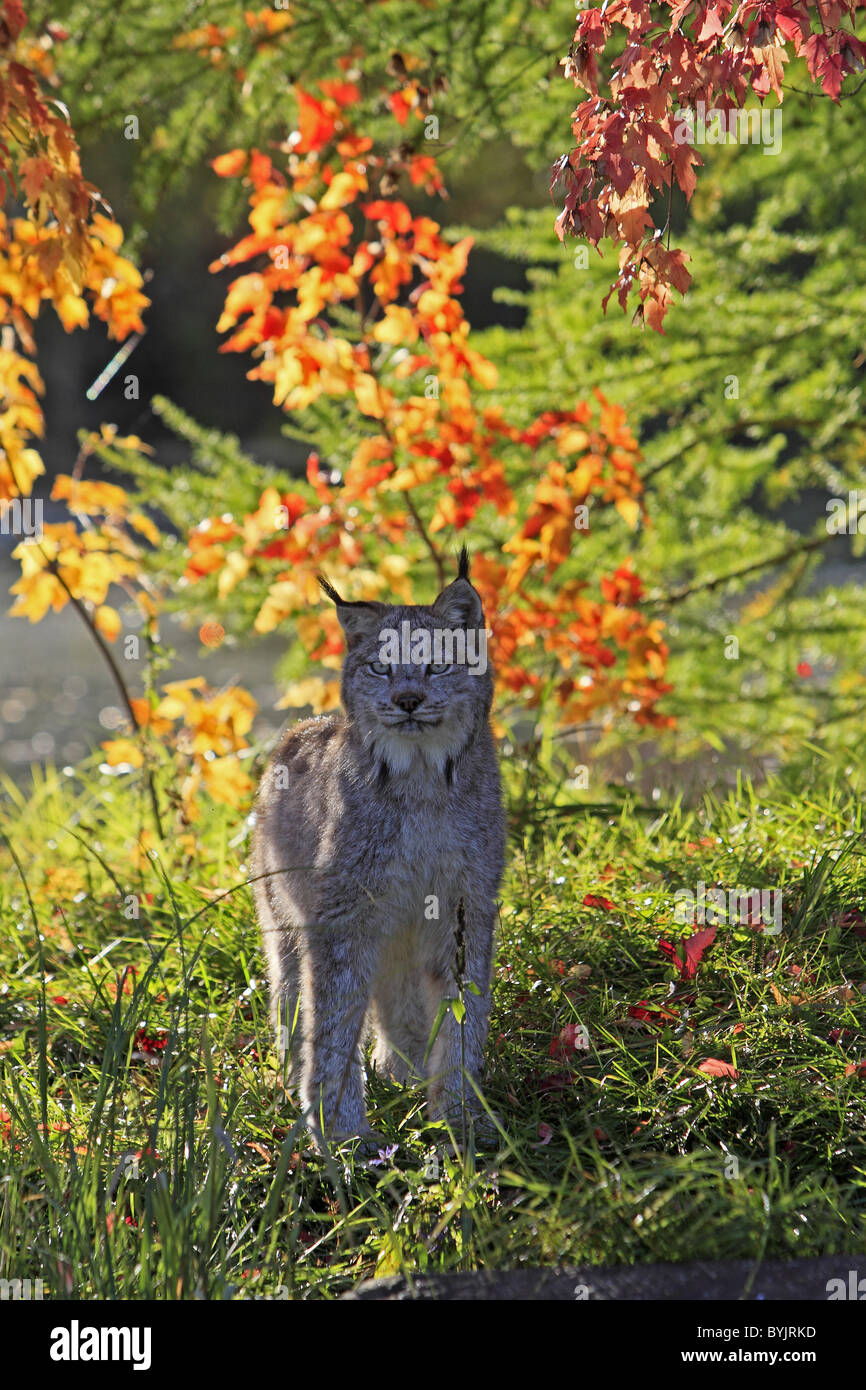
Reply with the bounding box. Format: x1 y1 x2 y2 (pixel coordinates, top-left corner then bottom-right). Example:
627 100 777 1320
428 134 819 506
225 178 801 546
0 542 289 783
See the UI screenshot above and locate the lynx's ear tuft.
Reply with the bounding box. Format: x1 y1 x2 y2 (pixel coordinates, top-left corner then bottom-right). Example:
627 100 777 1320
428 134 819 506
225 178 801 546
317 574 344 606
434 545 481 628
433 571 483 629
318 574 387 646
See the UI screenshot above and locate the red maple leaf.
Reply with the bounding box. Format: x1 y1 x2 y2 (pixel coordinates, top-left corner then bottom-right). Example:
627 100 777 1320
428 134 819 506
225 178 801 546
583 893 616 910
696 6 725 44
628 999 679 1027
658 924 717 979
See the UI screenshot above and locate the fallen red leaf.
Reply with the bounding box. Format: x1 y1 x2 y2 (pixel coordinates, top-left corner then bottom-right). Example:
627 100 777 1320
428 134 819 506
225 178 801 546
628 1000 679 1027
836 907 866 939
549 1023 589 1060
658 924 717 980
697 1058 739 1080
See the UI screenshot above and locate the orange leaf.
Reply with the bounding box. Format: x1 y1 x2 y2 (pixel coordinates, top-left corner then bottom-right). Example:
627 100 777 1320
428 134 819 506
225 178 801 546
94 605 122 642
212 149 248 177
100 738 143 768
697 1059 740 1080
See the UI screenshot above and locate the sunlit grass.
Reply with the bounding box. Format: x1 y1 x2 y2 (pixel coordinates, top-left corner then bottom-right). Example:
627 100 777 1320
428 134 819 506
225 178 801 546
1 754 865 1297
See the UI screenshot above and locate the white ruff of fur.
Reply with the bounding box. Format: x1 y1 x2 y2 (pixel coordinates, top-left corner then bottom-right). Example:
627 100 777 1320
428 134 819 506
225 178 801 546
366 720 460 776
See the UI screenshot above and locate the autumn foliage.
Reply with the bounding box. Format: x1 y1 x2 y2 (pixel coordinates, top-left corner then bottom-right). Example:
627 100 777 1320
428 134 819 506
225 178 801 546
21 0 842 825
0 5 146 501
556 0 866 328
189 74 672 740
0 2 157 743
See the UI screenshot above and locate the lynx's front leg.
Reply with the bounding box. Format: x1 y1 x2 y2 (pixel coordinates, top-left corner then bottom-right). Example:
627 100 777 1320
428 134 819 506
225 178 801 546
299 919 379 1148
425 895 496 1132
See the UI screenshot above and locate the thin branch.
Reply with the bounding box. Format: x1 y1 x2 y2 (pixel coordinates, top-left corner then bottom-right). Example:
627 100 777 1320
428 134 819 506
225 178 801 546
360 328 448 589
50 564 166 842
5 457 164 839
405 488 446 588
647 532 833 609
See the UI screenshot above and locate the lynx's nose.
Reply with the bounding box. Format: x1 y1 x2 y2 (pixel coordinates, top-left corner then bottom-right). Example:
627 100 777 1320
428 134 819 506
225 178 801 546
392 691 423 714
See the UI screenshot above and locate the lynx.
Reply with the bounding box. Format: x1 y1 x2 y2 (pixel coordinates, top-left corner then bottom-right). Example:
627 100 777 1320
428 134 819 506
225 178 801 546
251 548 504 1149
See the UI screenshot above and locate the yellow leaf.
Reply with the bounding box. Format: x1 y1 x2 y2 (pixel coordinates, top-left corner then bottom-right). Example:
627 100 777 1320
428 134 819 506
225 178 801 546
1 446 44 502
466 349 498 389
128 511 161 546
275 677 340 712
556 428 590 455
218 550 251 599
94 604 122 641
200 755 253 807
101 738 143 768
614 496 641 530
52 474 129 515
54 293 89 332
319 170 366 210
379 553 413 601
254 578 305 633
371 305 418 345
9 568 68 622
91 213 125 250
384 459 439 491
242 486 282 546
211 148 248 177
354 373 385 418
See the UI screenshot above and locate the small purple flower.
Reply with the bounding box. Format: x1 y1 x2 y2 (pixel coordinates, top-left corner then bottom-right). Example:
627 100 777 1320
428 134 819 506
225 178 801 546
369 1143 398 1167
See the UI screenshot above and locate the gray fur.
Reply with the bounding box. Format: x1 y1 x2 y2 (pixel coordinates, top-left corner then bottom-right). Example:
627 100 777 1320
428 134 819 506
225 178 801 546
251 552 505 1148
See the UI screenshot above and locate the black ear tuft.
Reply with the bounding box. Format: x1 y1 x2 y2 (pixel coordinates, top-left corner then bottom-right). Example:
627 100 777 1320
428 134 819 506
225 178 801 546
316 576 387 644
457 545 470 581
317 574 344 605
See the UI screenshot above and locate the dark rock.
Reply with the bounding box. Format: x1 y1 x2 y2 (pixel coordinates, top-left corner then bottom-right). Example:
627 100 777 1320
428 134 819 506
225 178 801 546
344 1255 862 1301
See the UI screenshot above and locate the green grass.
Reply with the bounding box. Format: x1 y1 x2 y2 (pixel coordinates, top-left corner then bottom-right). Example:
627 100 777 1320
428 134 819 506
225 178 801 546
1 753 865 1298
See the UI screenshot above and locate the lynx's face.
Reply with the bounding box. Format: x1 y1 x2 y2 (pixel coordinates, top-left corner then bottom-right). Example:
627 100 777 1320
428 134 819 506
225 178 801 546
323 570 494 775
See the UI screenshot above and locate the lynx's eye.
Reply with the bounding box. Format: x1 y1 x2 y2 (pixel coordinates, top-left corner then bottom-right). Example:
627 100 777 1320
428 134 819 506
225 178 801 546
369 660 391 676
428 662 452 676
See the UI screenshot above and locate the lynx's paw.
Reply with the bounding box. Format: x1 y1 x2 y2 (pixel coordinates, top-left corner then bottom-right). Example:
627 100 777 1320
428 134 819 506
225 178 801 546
429 1103 503 1152
306 1122 389 1159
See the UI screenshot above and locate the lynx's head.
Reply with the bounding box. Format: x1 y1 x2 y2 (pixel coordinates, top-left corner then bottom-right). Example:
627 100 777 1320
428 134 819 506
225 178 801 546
319 548 493 775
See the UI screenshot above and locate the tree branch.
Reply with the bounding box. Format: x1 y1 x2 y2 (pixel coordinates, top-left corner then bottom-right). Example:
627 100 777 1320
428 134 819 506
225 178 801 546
404 488 446 588
647 531 833 609
5 457 164 839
